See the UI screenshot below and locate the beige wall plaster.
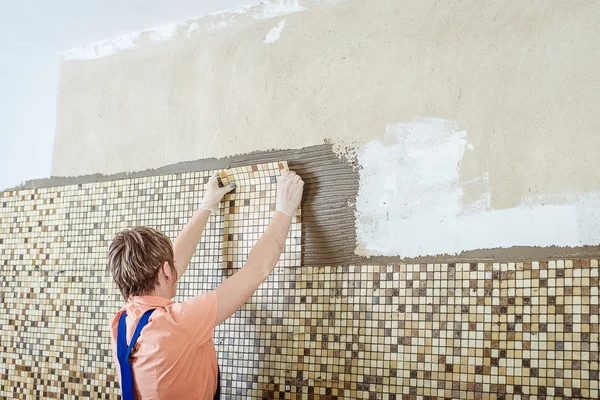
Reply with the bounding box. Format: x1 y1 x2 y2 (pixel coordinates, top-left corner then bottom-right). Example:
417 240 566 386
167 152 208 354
54 0 600 213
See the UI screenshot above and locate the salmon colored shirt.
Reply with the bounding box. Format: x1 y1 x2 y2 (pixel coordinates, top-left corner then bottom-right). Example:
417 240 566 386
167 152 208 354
110 292 218 399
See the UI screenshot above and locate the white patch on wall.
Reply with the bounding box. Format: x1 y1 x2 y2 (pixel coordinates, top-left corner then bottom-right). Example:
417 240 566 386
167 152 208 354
61 1 307 59
206 16 238 31
253 0 306 20
263 20 286 43
187 22 200 37
61 34 137 60
355 117 600 257
61 20 184 60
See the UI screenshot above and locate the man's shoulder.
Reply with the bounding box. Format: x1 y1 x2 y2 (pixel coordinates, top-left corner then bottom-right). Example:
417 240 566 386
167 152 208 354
170 291 217 312
108 305 128 334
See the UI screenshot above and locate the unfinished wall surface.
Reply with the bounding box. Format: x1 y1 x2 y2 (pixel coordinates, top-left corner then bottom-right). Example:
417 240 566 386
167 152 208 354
355 118 600 258
52 0 600 257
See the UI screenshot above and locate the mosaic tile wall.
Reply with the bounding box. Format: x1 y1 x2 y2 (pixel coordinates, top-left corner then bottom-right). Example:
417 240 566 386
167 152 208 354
1 165 599 399
0 162 301 399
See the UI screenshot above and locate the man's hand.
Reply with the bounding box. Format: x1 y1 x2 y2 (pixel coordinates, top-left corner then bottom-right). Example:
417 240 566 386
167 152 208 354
199 172 236 213
276 171 304 216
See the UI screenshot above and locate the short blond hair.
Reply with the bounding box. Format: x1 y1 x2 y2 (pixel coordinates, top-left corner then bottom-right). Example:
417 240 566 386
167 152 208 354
108 227 175 299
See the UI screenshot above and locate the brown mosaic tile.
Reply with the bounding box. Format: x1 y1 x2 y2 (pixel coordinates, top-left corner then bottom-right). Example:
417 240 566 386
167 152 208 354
1 172 599 398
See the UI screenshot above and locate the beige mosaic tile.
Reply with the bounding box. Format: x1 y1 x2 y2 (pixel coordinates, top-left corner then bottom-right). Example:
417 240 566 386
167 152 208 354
1 169 599 399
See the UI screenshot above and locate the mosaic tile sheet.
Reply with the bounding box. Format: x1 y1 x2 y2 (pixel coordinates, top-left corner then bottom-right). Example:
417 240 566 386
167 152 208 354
218 161 301 271
1 172 599 399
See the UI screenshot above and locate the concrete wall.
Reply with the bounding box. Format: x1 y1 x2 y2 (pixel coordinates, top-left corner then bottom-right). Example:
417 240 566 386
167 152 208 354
48 0 600 257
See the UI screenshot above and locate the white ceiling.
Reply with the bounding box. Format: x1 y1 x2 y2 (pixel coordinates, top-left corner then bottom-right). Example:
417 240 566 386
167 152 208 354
0 0 255 58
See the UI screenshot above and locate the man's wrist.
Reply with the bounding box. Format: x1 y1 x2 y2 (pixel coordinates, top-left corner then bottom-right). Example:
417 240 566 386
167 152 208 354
274 209 294 220
275 201 298 217
196 206 215 215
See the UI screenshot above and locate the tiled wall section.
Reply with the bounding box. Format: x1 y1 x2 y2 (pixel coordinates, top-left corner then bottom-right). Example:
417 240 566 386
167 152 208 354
0 162 301 399
1 167 599 399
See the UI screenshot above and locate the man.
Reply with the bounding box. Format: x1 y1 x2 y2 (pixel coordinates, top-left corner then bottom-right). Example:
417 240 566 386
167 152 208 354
108 170 304 399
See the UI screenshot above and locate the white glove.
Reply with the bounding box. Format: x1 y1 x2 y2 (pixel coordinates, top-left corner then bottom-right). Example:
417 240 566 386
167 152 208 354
276 171 304 216
199 172 236 213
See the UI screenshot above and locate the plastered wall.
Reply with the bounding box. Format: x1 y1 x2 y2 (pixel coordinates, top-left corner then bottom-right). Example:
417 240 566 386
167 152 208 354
52 0 600 257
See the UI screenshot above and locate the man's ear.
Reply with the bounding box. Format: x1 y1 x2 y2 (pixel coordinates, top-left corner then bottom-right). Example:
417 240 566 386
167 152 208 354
161 261 174 282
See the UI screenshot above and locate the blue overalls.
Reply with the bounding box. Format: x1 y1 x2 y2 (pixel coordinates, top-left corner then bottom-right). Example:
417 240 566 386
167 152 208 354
117 309 221 399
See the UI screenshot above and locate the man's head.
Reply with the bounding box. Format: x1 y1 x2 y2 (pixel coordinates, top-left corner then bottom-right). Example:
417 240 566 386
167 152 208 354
108 227 177 300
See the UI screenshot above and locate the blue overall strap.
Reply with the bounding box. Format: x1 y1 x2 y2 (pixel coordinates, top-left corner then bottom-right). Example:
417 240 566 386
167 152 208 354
117 309 155 400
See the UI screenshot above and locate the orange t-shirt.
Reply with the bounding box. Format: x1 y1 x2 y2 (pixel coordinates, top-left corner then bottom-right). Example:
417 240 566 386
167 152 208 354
110 292 218 399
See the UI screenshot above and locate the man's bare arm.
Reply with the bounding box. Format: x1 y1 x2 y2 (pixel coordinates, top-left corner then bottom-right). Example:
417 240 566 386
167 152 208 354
173 173 234 280
172 209 211 279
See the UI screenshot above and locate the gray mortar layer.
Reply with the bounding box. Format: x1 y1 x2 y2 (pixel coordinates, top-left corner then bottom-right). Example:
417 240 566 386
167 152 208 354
6 144 600 264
